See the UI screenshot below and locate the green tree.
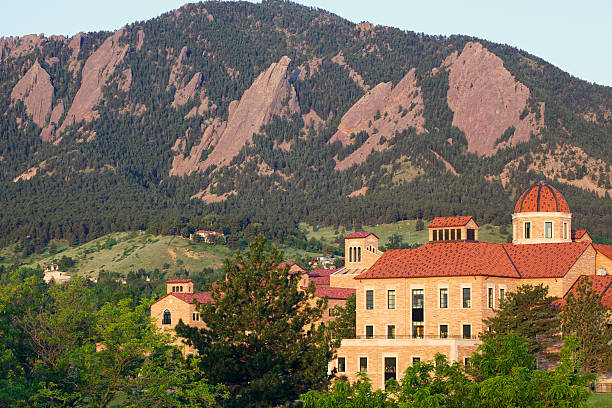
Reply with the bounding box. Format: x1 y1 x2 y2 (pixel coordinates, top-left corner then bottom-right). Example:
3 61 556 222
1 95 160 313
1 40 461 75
483 284 560 357
176 235 332 407
561 278 612 373
385 233 405 250
415 219 424 231
329 293 356 342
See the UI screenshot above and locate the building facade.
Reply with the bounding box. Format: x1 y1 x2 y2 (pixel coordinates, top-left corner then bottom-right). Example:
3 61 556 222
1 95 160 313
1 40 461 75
332 181 612 389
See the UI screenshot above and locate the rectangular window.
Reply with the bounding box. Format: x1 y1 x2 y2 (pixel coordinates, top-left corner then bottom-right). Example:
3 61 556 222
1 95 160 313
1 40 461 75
432 230 437 241
563 222 568 240
387 289 396 309
463 324 472 339
545 222 553 238
337 357 346 373
387 325 396 339
463 287 471 308
359 357 368 372
440 324 449 338
456 228 462 240
500 288 505 302
412 357 421 364
192 312 199 321
328 308 333 317
439 288 448 308
467 229 475 241
412 323 424 338
488 287 494 308
412 289 424 323
450 229 456 240
464 357 470 366
384 357 397 384
444 229 450 240
524 222 531 239
365 325 374 339
366 290 374 310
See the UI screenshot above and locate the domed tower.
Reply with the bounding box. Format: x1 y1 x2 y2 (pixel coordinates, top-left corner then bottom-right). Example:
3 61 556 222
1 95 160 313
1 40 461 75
512 181 572 244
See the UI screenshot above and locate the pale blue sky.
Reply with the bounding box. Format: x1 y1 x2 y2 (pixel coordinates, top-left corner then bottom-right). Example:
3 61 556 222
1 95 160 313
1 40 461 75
1 1 610 86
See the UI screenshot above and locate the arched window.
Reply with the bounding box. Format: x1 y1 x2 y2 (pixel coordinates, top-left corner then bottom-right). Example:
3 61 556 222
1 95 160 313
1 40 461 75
349 247 353 262
162 309 171 325
358 247 361 262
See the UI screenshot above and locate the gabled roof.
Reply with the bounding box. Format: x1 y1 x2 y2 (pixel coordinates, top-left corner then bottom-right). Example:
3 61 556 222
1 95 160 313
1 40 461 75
172 292 214 304
571 229 588 240
314 286 355 300
310 275 330 286
309 269 337 277
154 291 214 305
560 275 612 309
428 216 476 228
502 242 590 278
345 232 378 239
593 244 612 260
166 279 194 284
356 241 591 280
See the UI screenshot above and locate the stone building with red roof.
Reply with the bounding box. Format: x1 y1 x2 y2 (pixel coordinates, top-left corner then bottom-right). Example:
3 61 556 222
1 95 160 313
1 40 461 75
151 279 213 356
331 181 612 389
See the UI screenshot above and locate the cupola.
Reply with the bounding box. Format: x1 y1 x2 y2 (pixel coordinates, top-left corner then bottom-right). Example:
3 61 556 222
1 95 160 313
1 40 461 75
512 181 572 244
428 216 479 242
344 232 381 269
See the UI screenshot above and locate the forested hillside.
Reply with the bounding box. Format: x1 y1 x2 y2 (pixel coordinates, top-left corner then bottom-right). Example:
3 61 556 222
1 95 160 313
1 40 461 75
1 0 610 250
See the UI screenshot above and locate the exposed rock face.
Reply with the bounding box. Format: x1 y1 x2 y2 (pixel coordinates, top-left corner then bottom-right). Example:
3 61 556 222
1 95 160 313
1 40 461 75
10 60 54 127
331 52 369 91
40 101 64 142
331 68 425 170
444 42 544 156
58 30 129 134
0 34 46 61
168 46 189 89
172 72 202 107
171 56 298 175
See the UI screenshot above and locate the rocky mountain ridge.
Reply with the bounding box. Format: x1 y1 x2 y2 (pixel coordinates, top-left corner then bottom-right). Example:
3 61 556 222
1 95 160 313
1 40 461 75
0 0 610 245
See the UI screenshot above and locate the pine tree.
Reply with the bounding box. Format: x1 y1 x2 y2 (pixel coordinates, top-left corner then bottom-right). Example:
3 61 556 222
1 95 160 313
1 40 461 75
561 278 612 373
482 284 560 358
176 235 333 407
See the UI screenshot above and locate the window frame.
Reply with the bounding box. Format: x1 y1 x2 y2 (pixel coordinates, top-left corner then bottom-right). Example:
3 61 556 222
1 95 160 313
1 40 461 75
365 325 374 339
162 309 172 325
387 324 396 339
359 357 368 373
462 324 472 339
365 289 374 310
192 311 199 321
439 287 449 309
462 286 472 308
487 286 494 309
524 221 531 239
439 324 449 339
387 289 396 309
545 221 553 238
337 357 346 373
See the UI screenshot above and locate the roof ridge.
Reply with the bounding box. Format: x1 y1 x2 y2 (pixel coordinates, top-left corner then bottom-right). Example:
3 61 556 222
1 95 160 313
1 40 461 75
501 243 522 278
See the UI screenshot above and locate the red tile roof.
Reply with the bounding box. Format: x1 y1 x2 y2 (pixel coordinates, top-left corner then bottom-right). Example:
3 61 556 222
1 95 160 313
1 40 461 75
561 275 612 309
502 242 590 278
278 261 306 274
314 286 356 300
309 269 337 277
166 279 194 283
428 216 475 228
514 181 570 213
571 230 588 240
593 244 612 261
310 275 330 286
345 232 378 239
356 241 591 280
172 292 214 304
357 242 520 279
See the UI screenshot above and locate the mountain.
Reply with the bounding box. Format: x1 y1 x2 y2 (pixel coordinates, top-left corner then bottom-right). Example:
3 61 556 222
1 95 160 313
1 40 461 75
0 0 610 250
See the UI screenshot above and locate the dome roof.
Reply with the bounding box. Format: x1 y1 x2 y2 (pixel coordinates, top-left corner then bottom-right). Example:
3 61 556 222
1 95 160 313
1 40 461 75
514 182 570 214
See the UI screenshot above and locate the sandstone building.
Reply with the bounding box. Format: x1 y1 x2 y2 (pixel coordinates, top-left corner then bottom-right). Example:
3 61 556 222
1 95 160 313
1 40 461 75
331 181 612 389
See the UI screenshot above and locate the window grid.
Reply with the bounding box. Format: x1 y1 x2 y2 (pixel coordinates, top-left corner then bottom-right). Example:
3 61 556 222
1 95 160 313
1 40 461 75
439 288 448 308
387 289 396 309
462 287 471 308
366 290 374 310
